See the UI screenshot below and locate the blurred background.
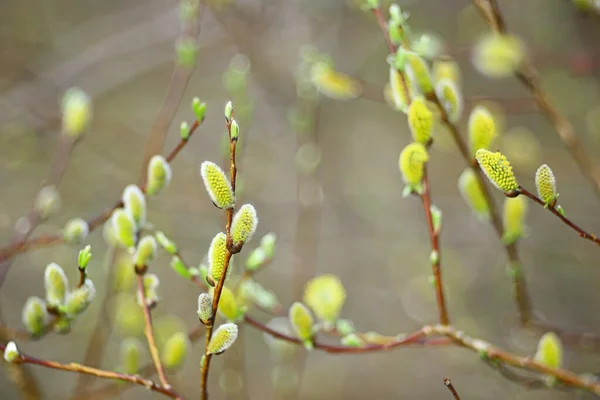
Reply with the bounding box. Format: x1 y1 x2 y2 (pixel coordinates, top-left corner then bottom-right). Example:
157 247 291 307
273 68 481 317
1 0 600 399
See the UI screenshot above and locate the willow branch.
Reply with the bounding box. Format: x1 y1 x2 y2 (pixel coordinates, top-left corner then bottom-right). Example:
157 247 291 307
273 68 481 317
472 0 600 201
517 187 600 245
444 378 461 400
0 343 179 398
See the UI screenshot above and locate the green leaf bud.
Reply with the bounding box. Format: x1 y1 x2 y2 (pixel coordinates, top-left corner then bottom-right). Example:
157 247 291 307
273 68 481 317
407 96 435 144
303 274 346 324
121 337 143 375
192 97 207 122
35 185 61 219
162 332 190 369
61 87 92 138
230 120 239 141
336 319 355 336
231 204 258 245
155 231 178 255
208 232 229 283
139 274 160 306
535 164 558 206
435 78 463 123
180 121 190 141
430 205 442 234
411 33 444 60
468 106 497 157
207 323 238 355
399 142 429 188
502 196 528 245
341 333 363 347
122 185 146 227
200 161 235 209
458 168 490 221
224 101 233 121
22 296 49 337
237 279 280 313
245 247 266 272
197 292 212 323
52 315 71 334
64 279 96 317
111 208 137 248
44 262 69 307
170 256 191 279
134 235 157 267
260 232 276 259
534 332 563 369
3 341 19 363
475 149 519 193
175 37 197 68
472 33 525 78
63 218 89 244
146 155 172 196
289 302 314 347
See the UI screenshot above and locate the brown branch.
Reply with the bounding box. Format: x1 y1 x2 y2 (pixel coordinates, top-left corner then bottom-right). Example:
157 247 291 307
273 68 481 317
0 343 179 398
420 171 449 325
472 0 600 201
444 378 461 400
135 272 175 395
517 186 600 245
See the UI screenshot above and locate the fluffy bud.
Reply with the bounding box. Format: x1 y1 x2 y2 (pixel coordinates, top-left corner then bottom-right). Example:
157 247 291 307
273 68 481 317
405 52 433 94
121 337 143 375
458 168 490 221
433 58 461 87
61 87 92 138
22 297 49 336
310 62 361 100
534 332 563 369
388 66 411 112
502 196 528 245
260 232 276 259
162 332 191 369
435 78 463 123
3 342 19 363
64 279 96 317
289 302 314 348
197 292 212 323
303 274 346 324
122 185 146 227
146 155 172 196
475 149 518 193
44 263 69 307
139 274 160 306
35 185 61 219
472 33 525 78
246 247 266 271
399 142 429 187
407 96 435 144
208 232 229 283
207 323 238 355
468 106 497 157
200 161 235 209
535 164 558 206
53 316 71 334
63 218 89 244
111 208 137 248
134 235 157 267
212 286 243 322
231 204 258 245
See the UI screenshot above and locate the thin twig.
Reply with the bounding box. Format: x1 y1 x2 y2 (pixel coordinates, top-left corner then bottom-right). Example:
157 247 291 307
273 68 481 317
472 0 600 201
444 378 461 400
420 171 449 325
517 187 600 245
0 343 179 398
136 272 174 394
